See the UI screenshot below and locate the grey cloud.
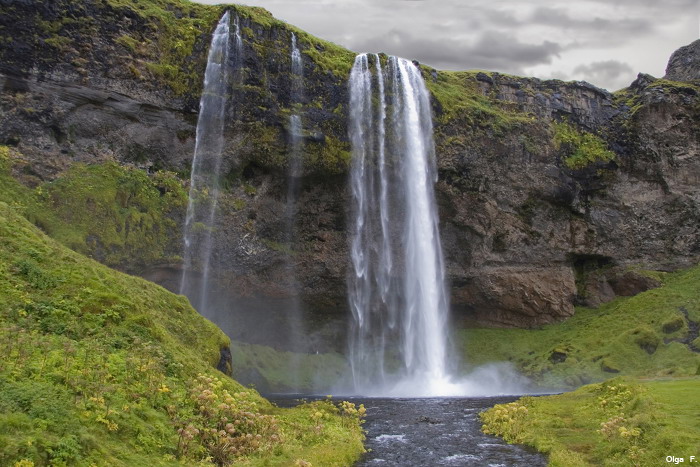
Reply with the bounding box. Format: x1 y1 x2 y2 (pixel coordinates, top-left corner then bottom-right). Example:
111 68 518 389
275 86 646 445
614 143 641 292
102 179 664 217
573 60 635 90
530 7 653 34
350 29 562 74
595 0 696 7
486 10 518 26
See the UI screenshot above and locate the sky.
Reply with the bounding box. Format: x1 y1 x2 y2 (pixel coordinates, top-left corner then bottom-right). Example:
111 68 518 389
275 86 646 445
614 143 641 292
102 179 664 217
194 0 699 91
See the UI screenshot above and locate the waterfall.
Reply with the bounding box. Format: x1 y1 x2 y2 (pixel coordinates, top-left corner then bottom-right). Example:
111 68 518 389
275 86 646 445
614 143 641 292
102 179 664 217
348 53 454 396
283 31 306 365
291 32 303 90
180 12 241 314
288 32 304 181
233 16 243 65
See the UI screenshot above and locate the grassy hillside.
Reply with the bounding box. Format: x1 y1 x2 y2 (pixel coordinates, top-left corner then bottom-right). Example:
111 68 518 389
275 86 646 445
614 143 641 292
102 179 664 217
458 265 700 389
481 377 700 466
0 169 364 464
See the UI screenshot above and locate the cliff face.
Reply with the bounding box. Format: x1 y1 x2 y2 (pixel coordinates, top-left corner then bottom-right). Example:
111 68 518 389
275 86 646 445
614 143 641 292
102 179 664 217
665 39 700 82
1 0 698 348
435 72 700 326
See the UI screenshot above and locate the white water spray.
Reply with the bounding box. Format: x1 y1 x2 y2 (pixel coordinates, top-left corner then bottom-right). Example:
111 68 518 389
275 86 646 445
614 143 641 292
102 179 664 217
284 32 306 375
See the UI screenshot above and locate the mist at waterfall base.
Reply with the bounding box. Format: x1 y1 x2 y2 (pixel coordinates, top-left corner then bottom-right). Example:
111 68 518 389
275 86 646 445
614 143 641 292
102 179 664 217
179 15 532 398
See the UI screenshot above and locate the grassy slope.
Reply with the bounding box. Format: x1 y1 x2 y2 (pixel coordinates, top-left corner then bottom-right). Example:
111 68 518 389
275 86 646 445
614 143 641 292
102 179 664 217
480 377 700 466
0 149 364 465
458 266 700 389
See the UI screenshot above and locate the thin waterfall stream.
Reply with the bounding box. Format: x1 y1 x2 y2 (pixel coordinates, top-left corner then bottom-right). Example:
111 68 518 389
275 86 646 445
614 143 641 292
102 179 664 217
179 12 231 312
285 32 306 381
180 12 244 318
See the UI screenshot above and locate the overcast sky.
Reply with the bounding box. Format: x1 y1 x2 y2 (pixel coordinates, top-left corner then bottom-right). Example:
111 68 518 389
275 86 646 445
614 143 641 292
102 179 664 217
194 0 699 91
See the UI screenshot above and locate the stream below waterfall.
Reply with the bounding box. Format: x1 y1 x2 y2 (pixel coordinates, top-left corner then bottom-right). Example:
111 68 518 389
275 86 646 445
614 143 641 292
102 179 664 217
271 395 547 466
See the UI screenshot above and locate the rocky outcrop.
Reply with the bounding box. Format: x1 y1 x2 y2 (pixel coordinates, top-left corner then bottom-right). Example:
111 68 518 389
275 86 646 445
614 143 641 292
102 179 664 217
435 70 700 326
0 1 698 342
665 39 700 82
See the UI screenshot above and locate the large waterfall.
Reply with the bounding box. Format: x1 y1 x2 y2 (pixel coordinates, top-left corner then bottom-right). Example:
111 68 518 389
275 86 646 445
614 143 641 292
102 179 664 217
180 12 241 314
348 54 454 396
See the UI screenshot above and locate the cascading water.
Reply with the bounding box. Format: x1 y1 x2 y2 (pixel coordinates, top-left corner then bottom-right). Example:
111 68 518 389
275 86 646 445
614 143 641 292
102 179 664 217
287 32 304 191
348 53 455 396
291 32 303 91
180 12 242 315
233 16 243 69
284 32 306 373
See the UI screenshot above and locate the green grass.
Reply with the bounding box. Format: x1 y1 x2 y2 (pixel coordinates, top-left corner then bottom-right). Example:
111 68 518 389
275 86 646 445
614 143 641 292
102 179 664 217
459 264 700 389
481 377 700 466
0 152 365 465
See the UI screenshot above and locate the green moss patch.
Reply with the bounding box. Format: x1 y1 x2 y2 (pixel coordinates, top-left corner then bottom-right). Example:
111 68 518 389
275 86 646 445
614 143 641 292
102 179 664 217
614 78 700 118
425 70 535 132
103 0 226 96
553 121 616 170
1 148 187 270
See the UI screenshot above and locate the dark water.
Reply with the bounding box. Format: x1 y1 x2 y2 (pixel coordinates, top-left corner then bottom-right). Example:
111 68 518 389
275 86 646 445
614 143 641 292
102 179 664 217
271 395 547 466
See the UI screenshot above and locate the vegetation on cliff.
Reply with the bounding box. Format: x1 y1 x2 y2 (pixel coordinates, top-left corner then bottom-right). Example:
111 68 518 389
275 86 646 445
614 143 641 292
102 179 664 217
425 70 534 129
613 77 700 119
459 265 700 389
103 0 355 95
553 121 616 170
1 146 186 270
481 377 700 466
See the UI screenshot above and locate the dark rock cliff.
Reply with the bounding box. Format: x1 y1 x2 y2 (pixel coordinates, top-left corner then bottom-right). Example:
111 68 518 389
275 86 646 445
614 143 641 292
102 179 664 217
0 0 698 349
665 39 700 82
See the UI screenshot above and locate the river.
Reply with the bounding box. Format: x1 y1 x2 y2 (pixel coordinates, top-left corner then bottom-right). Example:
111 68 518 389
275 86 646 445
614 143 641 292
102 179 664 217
272 395 546 466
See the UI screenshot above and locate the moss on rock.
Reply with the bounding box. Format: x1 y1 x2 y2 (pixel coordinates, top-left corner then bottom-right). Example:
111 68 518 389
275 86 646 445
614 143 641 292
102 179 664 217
553 121 617 170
